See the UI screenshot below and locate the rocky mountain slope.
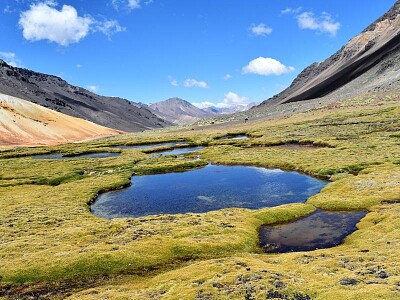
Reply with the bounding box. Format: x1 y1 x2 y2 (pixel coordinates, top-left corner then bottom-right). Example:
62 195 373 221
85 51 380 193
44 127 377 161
0 93 120 146
0 60 169 132
149 98 215 125
260 0 400 107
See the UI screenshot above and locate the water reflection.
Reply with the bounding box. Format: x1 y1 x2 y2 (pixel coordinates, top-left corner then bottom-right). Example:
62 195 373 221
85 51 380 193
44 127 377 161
91 164 327 219
259 210 367 253
32 152 120 160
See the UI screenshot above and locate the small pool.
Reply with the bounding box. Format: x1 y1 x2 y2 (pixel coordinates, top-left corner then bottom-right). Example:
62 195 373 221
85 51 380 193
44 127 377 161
152 146 204 156
115 142 187 150
219 135 249 140
32 152 120 160
91 164 327 219
259 210 367 253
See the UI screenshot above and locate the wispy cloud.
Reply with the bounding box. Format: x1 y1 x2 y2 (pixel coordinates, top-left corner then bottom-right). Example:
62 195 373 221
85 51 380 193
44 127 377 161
249 23 272 37
169 76 178 86
86 85 100 92
111 0 153 10
242 57 294 76
297 12 341 36
0 52 22 67
282 7 341 37
19 1 125 46
281 7 302 15
223 74 232 80
183 78 209 88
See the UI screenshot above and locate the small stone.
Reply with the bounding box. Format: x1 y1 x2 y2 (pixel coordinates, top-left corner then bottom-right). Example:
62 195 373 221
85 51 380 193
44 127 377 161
273 281 285 289
212 282 224 289
339 278 358 286
377 270 390 279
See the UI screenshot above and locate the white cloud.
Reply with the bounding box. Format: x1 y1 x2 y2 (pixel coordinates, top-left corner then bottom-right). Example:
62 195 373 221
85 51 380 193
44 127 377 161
19 2 125 46
222 92 249 106
282 7 341 36
94 19 126 37
86 85 100 92
111 0 144 10
0 52 22 67
128 0 141 9
19 2 93 46
297 12 340 36
183 78 209 88
193 92 249 109
281 7 302 14
250 23 272 37
242 57 295 76
223 74 232 80
76 64 82 68
168 76 178 86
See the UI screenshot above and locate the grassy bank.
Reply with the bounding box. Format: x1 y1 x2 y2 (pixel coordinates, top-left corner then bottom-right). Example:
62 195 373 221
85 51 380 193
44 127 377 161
0 96 399 299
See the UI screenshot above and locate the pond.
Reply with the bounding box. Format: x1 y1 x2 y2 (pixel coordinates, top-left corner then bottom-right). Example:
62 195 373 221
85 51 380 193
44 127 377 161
32 152 120 160
91 164 327 219
259 210 367 253
152 146 204 156
115 142 187 150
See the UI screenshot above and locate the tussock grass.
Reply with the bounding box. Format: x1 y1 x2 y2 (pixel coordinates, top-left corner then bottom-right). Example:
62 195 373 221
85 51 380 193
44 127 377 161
0 95 399 299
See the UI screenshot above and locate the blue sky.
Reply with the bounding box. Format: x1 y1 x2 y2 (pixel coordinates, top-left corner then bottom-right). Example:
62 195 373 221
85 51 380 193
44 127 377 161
0 0 396 108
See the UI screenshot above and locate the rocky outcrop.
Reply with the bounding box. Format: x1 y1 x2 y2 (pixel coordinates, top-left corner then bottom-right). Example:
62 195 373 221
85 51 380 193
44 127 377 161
0 60 170 132
260 0 400 106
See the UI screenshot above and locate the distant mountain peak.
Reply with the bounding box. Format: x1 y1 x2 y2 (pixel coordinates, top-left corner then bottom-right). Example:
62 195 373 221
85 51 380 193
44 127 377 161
149 97 215 125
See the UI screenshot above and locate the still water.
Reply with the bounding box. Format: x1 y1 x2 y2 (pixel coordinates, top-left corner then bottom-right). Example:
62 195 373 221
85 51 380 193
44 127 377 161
116 142 187 150
152 146 204 156
32 152 120 160
91 164 327 219
259 210 367 253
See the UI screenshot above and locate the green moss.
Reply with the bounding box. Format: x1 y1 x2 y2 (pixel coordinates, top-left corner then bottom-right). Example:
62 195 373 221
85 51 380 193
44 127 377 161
0 97 399 299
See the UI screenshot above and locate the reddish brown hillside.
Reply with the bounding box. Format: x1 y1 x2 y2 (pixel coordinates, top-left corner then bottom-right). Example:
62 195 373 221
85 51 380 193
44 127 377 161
0 93 121 147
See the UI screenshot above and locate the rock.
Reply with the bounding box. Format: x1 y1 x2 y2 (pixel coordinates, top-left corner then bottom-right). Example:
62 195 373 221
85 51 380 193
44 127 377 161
339 278 359 286
272 281 285 289
377 270 390 279
293 293 311 300
266 290 288 299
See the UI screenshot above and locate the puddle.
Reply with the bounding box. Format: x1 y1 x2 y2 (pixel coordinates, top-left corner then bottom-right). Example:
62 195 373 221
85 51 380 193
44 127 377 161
91 164 327 219
115 142 187 150
259 210 367 253
218 135 249 140
152 146 204 156
32 152 120 160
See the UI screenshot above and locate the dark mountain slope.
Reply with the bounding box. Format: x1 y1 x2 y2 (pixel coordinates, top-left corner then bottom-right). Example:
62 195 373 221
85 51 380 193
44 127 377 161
260 0 400 106
0 60 170 132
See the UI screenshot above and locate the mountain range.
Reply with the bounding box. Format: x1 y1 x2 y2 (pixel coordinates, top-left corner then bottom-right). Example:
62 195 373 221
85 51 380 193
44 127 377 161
0 60 169 132
148 98 257 125
0 1 399 145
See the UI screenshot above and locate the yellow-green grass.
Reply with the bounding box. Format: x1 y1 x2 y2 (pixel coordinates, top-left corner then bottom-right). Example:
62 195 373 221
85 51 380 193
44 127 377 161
0 95 399 299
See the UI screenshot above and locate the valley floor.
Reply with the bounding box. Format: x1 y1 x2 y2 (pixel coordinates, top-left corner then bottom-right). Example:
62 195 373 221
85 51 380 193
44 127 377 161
0 92 399 299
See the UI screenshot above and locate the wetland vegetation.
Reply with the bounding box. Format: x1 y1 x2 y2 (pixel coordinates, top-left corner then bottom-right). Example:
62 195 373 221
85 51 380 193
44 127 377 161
0 94 399 299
